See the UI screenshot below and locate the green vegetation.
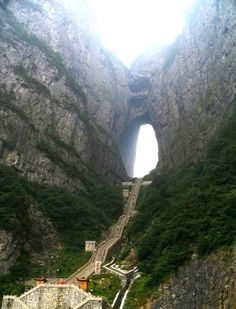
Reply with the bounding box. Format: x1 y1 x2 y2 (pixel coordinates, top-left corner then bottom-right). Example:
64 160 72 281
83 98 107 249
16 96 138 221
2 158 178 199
90 273 121 304
64 72 86 101
14 65 51 97
36 140 92 185
0 164 123 302
29 249 91 279
49 133 82 159
0 250 30 304
49 133 101 181
0 88 37 133
0 89 28 122
124 107 236 304
124 276 152 309
2 4 86 102
89 187 124 226
203 88 214 111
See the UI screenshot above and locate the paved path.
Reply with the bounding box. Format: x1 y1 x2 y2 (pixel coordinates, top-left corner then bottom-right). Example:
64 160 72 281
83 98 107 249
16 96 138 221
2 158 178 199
66 178 143 285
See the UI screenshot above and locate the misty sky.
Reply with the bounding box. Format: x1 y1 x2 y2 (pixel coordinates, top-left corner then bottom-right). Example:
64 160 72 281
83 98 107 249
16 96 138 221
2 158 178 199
61 0 196 177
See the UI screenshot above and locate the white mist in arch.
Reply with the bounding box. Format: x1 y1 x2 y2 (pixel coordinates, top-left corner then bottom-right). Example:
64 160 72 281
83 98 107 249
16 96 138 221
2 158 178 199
133 124 158 178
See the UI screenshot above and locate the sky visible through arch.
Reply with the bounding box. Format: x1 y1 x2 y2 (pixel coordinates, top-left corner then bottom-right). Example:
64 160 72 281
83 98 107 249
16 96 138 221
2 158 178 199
133 125 159 178
61 0 196 176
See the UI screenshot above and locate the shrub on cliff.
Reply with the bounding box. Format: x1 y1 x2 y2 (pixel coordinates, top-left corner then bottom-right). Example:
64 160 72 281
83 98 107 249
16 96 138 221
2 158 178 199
0 164 123 303
126 106 236 286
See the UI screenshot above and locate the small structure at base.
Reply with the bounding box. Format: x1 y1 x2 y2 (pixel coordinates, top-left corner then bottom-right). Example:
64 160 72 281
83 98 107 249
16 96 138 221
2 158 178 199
122 181 133 187
77 277 89 292
122 189 129 198
35 277 47 286
85 240 96 252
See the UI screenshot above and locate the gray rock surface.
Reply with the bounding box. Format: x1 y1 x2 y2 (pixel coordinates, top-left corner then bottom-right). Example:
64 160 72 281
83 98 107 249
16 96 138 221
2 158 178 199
128 0 236 169
27 202 60 255
0 230 21 276
1 0 236 302
0 203 60 276
151 248 236 309
0 0 129 189
1 0 235 180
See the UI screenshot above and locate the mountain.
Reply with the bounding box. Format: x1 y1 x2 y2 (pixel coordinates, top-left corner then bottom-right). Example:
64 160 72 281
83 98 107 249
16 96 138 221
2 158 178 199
0 0 236 308
0 0 130 191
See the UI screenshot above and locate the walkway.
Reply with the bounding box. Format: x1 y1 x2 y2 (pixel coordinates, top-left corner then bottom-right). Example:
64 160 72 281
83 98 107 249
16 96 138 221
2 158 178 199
1 178 143 309
66 178 143 284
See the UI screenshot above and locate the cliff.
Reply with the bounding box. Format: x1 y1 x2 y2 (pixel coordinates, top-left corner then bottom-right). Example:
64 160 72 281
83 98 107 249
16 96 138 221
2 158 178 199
128 0 236 169
151 248 236 309
0 0 130 190
0 0 236 307
1 0 235 182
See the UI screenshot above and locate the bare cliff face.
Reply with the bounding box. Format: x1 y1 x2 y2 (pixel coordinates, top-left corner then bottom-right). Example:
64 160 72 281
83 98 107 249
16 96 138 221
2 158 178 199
128 0 236 169
0 0 130 190
2 0 235 183
146 248 236 309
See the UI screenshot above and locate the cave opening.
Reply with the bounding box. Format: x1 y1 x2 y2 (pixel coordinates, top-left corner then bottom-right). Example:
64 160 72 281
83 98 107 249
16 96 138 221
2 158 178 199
133 124 158 178
121 119 158 178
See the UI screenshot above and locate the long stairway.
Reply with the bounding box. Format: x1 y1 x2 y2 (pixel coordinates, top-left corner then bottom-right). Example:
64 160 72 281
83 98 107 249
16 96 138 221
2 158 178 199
1 178 143 309
66 178 143 285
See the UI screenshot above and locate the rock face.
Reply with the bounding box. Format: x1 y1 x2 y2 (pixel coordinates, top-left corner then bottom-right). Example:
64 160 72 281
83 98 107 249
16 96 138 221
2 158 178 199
27 202 60 258
121 48 166 176
0 0 129 190
0 230 21 276
0 0 236 299
127 0 236 169
0 202 60 276
1 0 235 180
150 248 236 309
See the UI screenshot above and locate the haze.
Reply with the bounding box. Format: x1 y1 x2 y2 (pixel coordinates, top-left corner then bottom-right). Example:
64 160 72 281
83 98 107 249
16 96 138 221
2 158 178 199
61 0 196 177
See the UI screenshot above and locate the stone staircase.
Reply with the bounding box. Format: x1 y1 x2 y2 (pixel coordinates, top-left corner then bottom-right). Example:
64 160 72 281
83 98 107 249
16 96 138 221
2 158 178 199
2 285 103 309
1 179 144 309
66 178 143 284
1 296 31 309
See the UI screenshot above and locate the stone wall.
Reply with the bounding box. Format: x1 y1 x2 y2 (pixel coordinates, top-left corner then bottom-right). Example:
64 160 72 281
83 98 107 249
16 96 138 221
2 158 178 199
1 285 103 309
75 298 104 309
20 285 87 309
2 296 30 309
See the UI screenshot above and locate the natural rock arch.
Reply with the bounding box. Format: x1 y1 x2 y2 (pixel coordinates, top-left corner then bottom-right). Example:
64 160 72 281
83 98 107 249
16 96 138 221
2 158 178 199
119 88 158 177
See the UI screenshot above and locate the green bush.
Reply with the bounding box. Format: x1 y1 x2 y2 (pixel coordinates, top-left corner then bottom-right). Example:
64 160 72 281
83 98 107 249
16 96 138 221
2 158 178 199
14 65 51 97
3 6 87 102
0 164 123 302
90 273 121 304
0 89 28 122
126 106 236 287
36 140 92 185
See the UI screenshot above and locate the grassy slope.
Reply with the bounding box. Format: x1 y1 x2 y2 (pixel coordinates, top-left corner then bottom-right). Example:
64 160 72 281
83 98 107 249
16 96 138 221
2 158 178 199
90 273 122 305
0 165 123 302
124 107 236 307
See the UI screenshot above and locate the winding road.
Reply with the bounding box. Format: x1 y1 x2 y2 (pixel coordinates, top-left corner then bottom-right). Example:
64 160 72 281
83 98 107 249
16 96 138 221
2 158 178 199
66 178 143 285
